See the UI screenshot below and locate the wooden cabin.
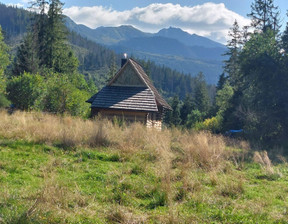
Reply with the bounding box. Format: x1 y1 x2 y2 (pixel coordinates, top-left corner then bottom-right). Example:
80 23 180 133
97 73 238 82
86 57 172 129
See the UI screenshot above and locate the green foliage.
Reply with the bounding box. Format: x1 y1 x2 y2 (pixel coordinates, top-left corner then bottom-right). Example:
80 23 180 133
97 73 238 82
216 83 234 114
0 26 10 93
185 109 205 129
219 1 288 145
6 72 92 116
180 94 193 125
12 32 39 76
11 0 79 76
139 59 202 100
223 20 242 88
0 93 10 108
238 30 285 142
42 0 78 74
0 3 31 38
6 1 95 117
248 0 280 33
165 95 182 126
6 72 45 110
194 72 210 113
199 115 223 132
43 73 90 116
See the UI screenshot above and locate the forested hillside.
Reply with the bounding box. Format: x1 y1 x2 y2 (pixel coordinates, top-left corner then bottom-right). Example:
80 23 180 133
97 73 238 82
0 3 31 41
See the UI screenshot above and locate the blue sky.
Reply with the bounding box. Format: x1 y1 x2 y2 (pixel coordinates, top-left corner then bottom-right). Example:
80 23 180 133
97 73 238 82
2 0 287 43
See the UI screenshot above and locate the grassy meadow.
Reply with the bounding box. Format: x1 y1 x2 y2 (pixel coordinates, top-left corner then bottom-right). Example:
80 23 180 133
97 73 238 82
0 111 288 223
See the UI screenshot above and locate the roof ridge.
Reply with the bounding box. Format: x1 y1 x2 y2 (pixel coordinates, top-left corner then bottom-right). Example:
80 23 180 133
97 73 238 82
129 59 153 91
128 59 160 109
129 59 172 110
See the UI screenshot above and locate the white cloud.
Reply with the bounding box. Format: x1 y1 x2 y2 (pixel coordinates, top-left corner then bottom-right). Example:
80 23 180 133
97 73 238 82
63 2 250 43
7 3 24 8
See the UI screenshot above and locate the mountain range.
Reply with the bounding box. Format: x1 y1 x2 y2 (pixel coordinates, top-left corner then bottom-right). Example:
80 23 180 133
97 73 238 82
65 18 227 84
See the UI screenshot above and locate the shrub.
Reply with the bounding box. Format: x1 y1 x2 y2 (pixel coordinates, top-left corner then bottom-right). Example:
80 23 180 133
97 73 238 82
0 93 10 108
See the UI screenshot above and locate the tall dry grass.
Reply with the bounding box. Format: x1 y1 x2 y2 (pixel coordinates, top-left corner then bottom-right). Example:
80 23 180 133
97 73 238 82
0 110 232 167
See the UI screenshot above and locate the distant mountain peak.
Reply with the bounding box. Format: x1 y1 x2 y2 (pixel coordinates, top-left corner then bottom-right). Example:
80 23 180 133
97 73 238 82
164 26 188 32
156 27 224 48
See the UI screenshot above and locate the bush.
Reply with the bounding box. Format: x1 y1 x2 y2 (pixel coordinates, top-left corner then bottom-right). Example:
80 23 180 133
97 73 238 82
6 72 45 110
198 115 223 133
0 93 10 108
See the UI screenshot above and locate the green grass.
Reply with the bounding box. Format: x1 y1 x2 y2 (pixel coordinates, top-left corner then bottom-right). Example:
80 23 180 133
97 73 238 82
1 138 288 223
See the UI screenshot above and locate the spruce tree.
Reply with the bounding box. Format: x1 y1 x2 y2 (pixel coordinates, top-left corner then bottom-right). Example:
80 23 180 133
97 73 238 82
180 94 193 125
248 0 280 33
164 96 182 127
12 32 39 76
20 0 79 74
45 0 65 69
31 0 49 67
194 72 210 114
282 11 288 52
224 20 242 88
216 73 228 91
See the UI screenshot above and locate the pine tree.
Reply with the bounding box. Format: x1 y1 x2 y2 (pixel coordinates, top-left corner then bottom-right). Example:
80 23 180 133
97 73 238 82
31 0 49 67
282 11 288 52
239 29 283 143
45 0 65 69
194 72 210 114
180 94 193 125
248 0 280 33
24 0 78 74
164 96 182 126
12 32 39 76
216 73 228 91
224 20 243 88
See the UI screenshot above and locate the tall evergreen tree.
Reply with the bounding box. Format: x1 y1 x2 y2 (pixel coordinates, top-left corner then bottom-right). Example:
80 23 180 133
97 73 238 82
224 20 243 88
282 11 288 52
13 0 78 75
194 72 210 114
165 96 182 126
45 0 65 69
31 0 49 66
216 73 228 91
180 94 193 125
248 0 280 33
239 29 284 143
12 32 39 76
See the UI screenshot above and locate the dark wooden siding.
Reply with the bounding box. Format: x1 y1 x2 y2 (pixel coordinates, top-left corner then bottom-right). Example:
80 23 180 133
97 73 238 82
92 108 148 124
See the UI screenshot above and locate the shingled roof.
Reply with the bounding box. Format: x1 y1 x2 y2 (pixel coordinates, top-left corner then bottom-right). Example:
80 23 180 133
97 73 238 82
87 58 172 112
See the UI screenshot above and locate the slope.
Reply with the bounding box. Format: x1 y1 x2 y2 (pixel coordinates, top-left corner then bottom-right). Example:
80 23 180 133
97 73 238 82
65 19 226 84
